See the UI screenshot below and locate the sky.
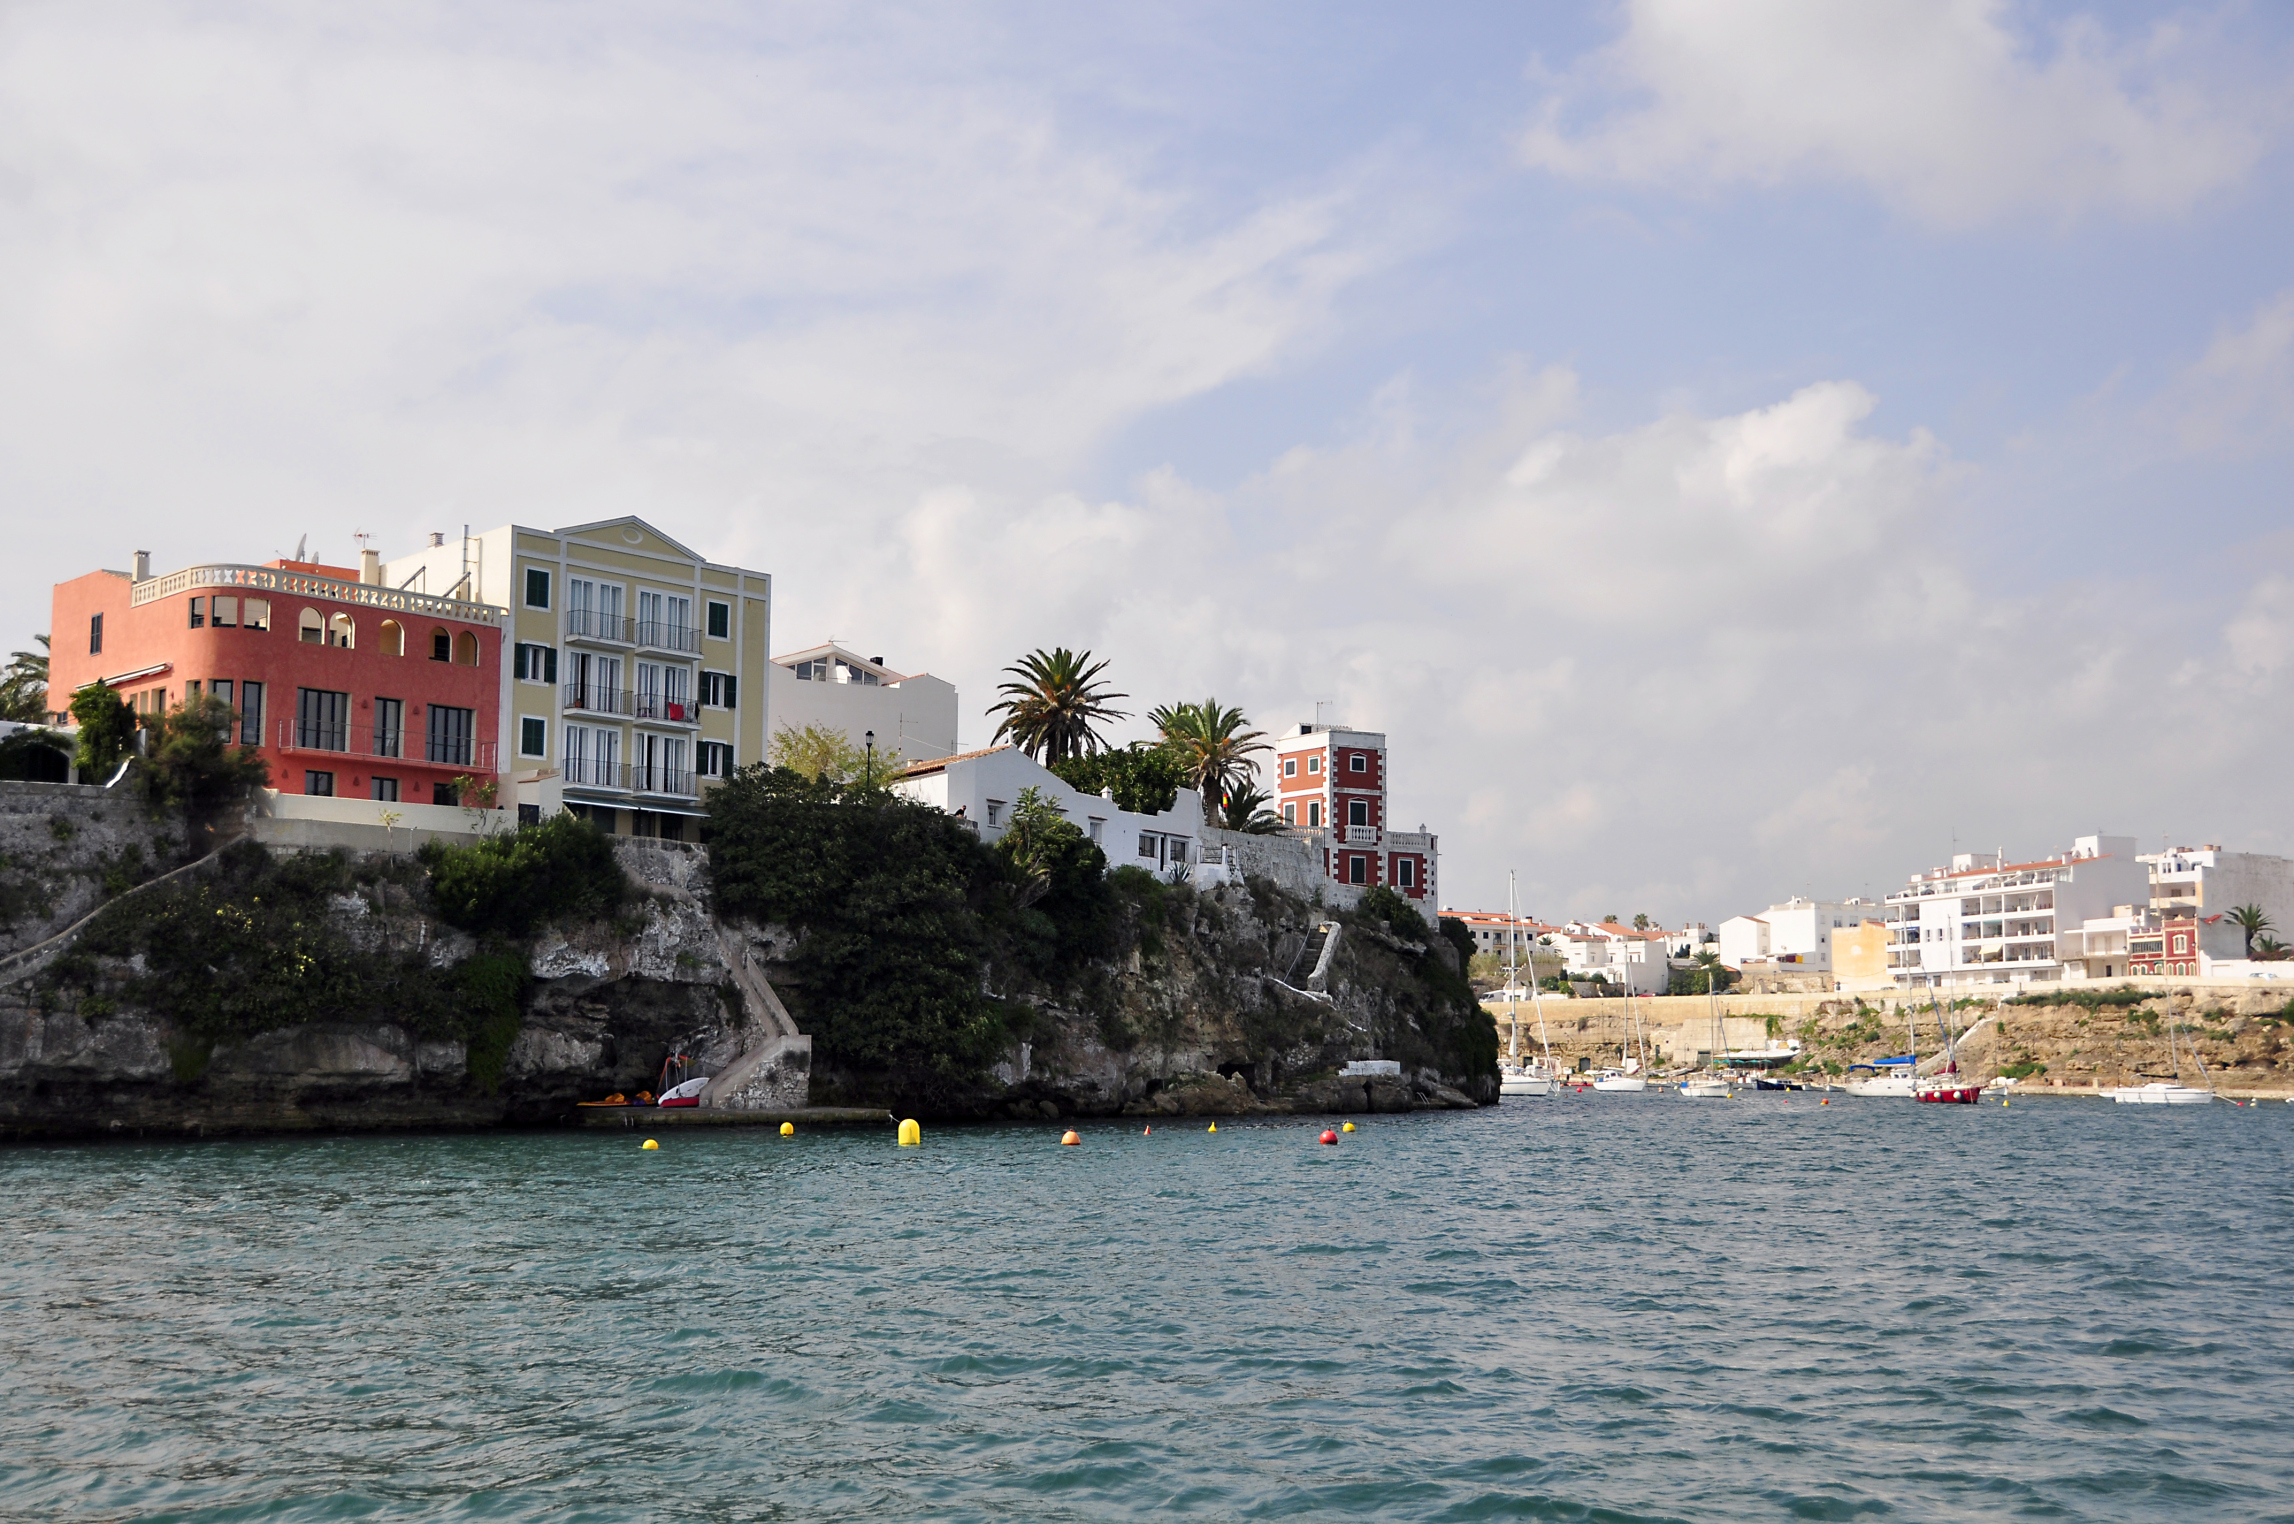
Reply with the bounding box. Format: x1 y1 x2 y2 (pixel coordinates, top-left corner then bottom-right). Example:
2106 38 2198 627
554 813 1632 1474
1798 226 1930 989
4 0 2291 924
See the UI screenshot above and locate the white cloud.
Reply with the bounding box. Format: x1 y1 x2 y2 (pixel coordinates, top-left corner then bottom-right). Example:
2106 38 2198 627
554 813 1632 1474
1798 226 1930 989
1521 0 2271 226
2169 289 2294 453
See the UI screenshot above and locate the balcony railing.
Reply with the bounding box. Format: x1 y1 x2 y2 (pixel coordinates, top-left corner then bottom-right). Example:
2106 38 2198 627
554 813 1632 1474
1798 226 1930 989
634 620 702 655
560 683 699 723
559 756 696 797
1342 825 1379 845
272 722 494 769
565 609 635 644
131 563 502 624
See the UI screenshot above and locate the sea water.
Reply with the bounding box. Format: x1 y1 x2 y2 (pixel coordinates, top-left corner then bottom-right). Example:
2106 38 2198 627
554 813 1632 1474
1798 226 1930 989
3 1095 2290 1522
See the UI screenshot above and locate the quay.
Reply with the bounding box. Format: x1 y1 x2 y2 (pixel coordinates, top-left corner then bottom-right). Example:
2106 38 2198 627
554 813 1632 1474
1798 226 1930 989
576 1106 893 1129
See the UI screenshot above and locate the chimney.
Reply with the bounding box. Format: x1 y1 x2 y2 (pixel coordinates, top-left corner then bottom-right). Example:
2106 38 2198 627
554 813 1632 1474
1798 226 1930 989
361 548 381 585
132 550 152 582
429 532 445 548
869 655 885 668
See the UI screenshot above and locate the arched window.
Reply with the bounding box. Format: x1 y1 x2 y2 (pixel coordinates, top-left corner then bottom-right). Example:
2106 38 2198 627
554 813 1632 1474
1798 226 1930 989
298 608 325 644
455 630 480 667
431 628 451 662
378 619 403 657
328 612 355 649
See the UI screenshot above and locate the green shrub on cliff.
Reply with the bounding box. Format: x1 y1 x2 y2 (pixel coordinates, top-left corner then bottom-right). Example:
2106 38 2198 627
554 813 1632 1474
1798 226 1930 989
419 813 626 938
1047 742 1187 816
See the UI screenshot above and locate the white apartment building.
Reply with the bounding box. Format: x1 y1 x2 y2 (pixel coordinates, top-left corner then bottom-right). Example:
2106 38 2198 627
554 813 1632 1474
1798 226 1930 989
893 745 1206 875
1556 922 1672 995
766 641 959 765
1445 911 1565 961
385 517 771 838
1717 898 1886 974
2143 846 2294 940
1884 835 2150 988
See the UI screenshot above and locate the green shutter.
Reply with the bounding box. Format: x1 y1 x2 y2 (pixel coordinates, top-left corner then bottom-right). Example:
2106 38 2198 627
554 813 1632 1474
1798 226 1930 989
723 673 736 709
544 646 557 684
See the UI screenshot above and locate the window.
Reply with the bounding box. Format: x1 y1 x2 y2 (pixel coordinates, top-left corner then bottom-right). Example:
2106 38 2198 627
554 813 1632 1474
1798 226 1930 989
520 716 547 757
1308 801 1322 828
1088 818 1104 844
986 799 1006 827
243 599 270 630
699 670 737 708
305 771 335 797
1348 855 1367 885
212 596 237 628
328 613 355 649
371 777 398 802
186 680 201 700
373 699 403 758
189 597 205 629
1137 832 1158 858
698 741 735 778
1307 755 1320 775
1283 757 1297 777
431 629 451 661
525 567 551 609
707 600 730 639
378 619 403 657
239 682 264 746
432 781 459 806
1348 799 1368 827
296 688 350 751
454 631 480 666
212 679 232 710
1395 858 1415 889
1282 802 1296 826
89 613 102 655
514 643 558 683
663 664 690 719
427 705 475 766
1349 753 1367 773
299 609 324 644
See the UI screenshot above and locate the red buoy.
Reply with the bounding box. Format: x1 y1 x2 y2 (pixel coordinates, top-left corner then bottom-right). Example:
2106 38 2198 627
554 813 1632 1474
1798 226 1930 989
1318 1129 1339 1145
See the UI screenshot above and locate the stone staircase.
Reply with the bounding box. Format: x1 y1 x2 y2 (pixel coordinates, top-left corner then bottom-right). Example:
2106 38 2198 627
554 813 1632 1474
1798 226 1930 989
698 922 812 1110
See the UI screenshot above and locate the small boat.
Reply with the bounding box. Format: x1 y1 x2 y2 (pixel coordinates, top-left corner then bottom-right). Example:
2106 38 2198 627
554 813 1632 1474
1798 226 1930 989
1843 1058 1916 1097
1914 1000 1980 1104
2110 1081 2215 1105
1678 1075 1730 1099
1501 1064 1560 1097
1494 872 1561 1100
1591 1067 1648 1092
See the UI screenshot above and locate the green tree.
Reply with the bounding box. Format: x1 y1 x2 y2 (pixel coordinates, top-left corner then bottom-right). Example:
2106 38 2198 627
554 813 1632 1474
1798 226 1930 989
988 647 1128 763
769 722 900 784
1633 912 1652 930
1048 741 1187 815
2227 903 2274 958
142 694 271 850
419 812 627 938
67 682 137 781
1148 698 1270 822
1218 778 1286 834
997 786 1086 909
0 635 49 722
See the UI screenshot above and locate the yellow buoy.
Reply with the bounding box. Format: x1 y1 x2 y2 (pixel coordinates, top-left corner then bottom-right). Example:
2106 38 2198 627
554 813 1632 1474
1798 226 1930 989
1341 1122 1356 1132
1207 1123 1217 1133
897 1118 921 1146
641 1139 660 1150
780 1121 795 1136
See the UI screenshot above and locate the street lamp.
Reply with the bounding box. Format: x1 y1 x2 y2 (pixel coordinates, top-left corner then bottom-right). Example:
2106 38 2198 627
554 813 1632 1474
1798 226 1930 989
864 730 875 788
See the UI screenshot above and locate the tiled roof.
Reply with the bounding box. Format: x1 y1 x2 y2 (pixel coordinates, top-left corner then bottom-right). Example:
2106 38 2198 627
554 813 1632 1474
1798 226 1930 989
893 743 1016 779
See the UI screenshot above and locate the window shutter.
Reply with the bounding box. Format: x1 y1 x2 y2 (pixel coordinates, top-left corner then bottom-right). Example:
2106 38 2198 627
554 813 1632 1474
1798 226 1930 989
513 644 528 681
723 673 737 709
544 646 558 683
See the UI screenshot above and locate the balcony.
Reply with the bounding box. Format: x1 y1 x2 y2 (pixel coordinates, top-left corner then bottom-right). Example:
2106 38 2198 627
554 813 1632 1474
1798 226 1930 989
561 684 700 724
565 609 635 646
1342 825 1380 846
271 722 495 770
131 563 502 624
559 755 695 798
634 619 702 656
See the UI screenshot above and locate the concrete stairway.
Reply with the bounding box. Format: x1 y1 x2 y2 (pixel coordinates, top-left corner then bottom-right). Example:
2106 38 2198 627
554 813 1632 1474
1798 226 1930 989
699 923 813 1110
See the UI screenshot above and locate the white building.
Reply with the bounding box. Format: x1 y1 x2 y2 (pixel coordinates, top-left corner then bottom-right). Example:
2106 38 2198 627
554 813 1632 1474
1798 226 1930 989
1884 835 2150 988
1555 921 1672 994
1717 898 1886 974
2142 846 2294 946
893 745 1205 875
765 641 959 765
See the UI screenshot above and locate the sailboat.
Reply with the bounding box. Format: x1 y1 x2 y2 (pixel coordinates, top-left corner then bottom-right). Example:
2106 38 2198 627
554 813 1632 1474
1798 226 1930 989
1678 965 1731 1098
1844 1003 1920 1098
2111 986 2216 1104
1916 993 1982 1104
1496 872 1560 1097
1592 990 1650 1091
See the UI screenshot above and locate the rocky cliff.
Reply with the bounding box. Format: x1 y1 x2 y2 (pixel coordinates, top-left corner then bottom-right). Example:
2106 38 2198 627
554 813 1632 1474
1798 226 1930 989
0 819 1495 1139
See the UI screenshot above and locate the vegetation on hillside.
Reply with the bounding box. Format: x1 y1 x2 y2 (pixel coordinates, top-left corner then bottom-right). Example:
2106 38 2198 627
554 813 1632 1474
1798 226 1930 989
419 811 627 938
1049 741 1188 815
0 635 49 723
68 683 137 781
988 647 1129 763
769 721 902 784
140 695 270 850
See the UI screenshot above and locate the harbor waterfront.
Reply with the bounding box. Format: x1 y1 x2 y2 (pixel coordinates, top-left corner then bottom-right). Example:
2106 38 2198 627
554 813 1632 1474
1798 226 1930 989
5 1098 2290 1521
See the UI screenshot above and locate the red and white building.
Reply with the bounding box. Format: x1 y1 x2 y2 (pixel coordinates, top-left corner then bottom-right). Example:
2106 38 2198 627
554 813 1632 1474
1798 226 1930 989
1269 721 1438 904
49 547 506 807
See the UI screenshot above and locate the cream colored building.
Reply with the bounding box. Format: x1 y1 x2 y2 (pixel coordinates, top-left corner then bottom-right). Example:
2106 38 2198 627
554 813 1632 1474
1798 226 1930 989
385 517 769 837
767 640 960 765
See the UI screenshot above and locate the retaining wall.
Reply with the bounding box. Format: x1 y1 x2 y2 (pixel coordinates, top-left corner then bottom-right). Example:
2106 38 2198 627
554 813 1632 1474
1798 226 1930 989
1199 825 1365 911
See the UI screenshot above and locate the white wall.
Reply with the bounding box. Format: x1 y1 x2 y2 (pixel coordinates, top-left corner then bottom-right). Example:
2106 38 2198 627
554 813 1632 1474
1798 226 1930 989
894 747 1204 872
768 668 959 763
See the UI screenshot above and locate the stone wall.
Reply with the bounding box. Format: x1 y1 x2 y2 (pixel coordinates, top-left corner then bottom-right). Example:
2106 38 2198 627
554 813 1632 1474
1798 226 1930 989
1199 825 1365 911
0 780 181 960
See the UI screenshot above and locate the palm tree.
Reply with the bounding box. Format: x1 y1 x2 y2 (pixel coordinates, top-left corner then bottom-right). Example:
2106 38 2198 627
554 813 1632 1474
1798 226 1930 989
0 635 50 723
1149 698 1270 822
1218 778 1286 835
2227 903 2274 958
987 647 1128 764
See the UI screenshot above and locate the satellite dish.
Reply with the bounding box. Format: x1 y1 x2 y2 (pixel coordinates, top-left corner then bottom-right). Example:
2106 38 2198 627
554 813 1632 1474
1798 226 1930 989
293 534 308 562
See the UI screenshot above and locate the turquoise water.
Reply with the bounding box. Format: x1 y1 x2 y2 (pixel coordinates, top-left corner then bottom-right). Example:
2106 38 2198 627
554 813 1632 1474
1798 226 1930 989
4 1096 2291 1522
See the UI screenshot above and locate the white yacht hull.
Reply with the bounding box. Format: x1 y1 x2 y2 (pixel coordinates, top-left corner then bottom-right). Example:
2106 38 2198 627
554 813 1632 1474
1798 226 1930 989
1842 1075 1915 1098
1591 1075 1649 1092
2110 1083 2215 1105
1677 1078 1730 1099
1501 1072 1559 1097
